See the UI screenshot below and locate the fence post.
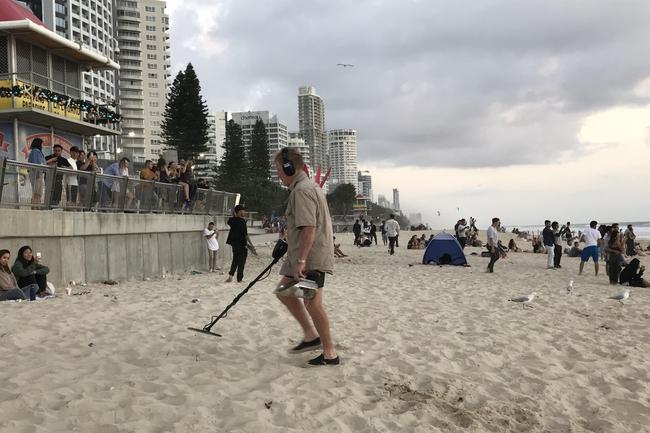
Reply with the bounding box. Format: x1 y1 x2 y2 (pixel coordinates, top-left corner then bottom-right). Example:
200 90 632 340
147 180 155 212
44 165 57 210
0 158 6 203
88 171 97 211
118 177 128 211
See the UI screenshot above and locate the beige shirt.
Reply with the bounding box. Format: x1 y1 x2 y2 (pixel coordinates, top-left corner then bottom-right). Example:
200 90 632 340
280 171 334 276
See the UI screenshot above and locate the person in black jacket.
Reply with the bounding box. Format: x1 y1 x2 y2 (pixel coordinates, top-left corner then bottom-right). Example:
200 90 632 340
352 220 361 246
226 205 255 282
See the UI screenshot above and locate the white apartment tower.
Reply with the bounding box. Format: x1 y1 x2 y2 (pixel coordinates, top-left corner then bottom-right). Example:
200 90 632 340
32 0 117 157
231 110 288 181
116 0 170 163
358 170 373 201
392 188 400 211
204 110 227 167
288 132 311 168
298 86 326 170
327 129 358 191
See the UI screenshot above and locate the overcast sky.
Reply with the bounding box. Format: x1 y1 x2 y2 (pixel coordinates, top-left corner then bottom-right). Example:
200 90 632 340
166 0 650 228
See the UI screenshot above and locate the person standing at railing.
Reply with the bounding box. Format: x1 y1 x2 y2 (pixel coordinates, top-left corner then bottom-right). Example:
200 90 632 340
178 160 193 210
139 160 157 210
103 157 133 209
78 151 101 208
46 144 72 207
64 146 80 208
27 138 46 208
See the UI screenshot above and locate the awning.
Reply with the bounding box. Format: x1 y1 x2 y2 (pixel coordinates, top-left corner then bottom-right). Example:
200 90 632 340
0 108 121 136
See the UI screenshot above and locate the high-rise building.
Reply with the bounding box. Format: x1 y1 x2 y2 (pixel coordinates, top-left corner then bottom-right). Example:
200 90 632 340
205 110 226 166
288 132 311 168
29 0 118 158
231 110 288 181
298 86 326 170
116 0 170 163
377 194 391 209
358 170 373 201
327 129 357 191
392 188 401 211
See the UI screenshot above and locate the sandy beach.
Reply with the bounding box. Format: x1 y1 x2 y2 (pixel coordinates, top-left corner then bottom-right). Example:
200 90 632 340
1 231 649 433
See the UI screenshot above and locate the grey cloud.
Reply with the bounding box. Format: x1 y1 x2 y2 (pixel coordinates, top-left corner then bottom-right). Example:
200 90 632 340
168 0 650 168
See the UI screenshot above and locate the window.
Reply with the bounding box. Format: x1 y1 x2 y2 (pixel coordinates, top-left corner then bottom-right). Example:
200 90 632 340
147 73 157 78
145 25 156 31
149 92 159 97
148 82 158 88
146 15 155 22
145 6 156 12
146 44 156 50
149 101 159 107
146 54 157 60
150 116 160 122
147 63 157 69
146 35 156 41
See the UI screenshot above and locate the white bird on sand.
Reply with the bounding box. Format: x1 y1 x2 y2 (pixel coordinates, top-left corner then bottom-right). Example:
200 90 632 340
566 279 574 294
509 292 537 309
608 289 630 305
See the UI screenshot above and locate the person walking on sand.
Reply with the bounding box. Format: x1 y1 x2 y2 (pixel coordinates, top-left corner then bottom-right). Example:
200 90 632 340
272 147 339 366
385 214 400 255
204 222 219 272
380 220 388 246
542 220 555 269
552 221 564 268
352 219 362 246
487 217 500 273
226 205 255 283
579 220 600 276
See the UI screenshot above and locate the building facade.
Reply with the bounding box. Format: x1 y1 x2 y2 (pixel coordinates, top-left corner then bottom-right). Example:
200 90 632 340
23 0 118 158
327 129 357 191
116 0 169 163
0 3 120 163
357 170 372 201
231 110 288 181
392 188 400 211
288 132 311 168
377 194 391 209
297 86 326 170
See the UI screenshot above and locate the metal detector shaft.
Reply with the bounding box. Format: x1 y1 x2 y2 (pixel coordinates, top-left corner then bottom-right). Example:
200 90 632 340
196 257 280 334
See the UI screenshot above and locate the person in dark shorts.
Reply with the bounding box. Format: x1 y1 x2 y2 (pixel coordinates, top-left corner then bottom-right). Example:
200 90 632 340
272 147 339 366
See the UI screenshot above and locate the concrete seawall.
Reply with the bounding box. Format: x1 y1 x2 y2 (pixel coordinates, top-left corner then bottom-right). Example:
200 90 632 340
0 209 232 287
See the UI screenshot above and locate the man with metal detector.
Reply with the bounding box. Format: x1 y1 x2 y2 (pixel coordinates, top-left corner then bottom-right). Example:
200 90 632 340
273 147 339 366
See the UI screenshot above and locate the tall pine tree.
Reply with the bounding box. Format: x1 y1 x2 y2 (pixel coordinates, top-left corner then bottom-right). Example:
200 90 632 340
160 63 209 160
248 119 270 182
215 119 247 192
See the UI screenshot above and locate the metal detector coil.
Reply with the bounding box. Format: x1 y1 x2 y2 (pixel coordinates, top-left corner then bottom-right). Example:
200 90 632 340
189 239 288 337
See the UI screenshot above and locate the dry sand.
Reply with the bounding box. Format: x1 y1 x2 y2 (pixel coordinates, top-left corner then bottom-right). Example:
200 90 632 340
1 231 649 433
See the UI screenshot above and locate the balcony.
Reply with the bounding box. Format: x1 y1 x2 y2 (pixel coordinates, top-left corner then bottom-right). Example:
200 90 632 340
0 72 120 136
118 23 140 31
119 71 142 80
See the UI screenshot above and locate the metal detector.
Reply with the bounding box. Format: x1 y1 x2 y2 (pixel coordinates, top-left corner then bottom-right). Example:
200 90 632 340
189 239 288 337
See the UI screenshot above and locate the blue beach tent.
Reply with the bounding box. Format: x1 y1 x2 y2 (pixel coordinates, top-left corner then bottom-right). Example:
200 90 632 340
422 232 467 265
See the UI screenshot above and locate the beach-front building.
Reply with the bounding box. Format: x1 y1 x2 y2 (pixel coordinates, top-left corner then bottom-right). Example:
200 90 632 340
0 0 120 161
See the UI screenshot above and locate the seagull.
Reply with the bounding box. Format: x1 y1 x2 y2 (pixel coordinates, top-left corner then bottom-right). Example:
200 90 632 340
509 292 537 309
566 279 574 295
608 289 630 305
336 63 354 67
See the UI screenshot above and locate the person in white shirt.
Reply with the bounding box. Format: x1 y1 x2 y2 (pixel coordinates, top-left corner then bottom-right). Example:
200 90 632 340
204 222 219 272
456 218 467 249
579 220 601 276
384 214 400 255
486 217 500 273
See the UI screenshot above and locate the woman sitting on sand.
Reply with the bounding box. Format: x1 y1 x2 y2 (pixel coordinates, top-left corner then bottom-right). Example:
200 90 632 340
619 259 650 287
333 237 348 258
532 236 544 253
407 235 419 249
508 239 521 252
0 250 38 301
11 246 50 297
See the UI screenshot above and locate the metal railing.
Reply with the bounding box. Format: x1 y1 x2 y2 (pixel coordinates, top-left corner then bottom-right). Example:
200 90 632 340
0 158 238 215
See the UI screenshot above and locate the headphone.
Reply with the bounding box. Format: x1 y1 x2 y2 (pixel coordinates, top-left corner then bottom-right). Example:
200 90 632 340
281 147 296 176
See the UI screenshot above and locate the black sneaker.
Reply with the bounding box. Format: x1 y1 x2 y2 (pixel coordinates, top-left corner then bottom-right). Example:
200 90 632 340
308 353 340 366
